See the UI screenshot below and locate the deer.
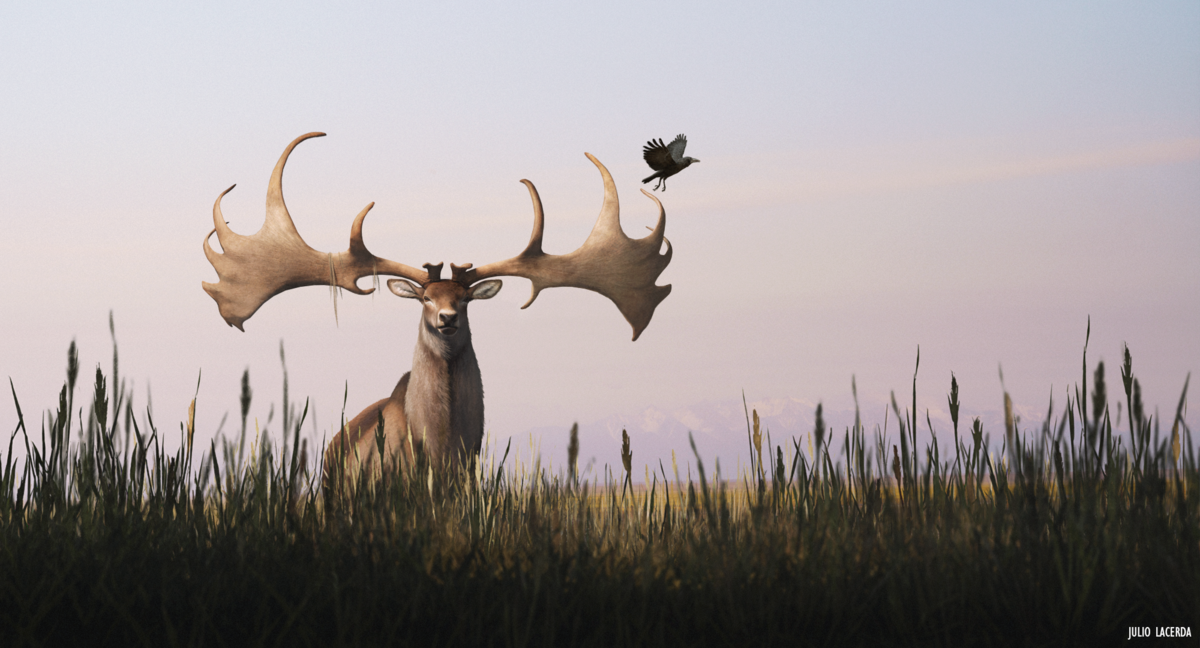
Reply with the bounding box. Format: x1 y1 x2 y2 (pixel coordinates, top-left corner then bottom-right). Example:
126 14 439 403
202 132 672 492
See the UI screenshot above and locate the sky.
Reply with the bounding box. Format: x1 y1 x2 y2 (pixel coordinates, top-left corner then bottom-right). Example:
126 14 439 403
1 2 1197 479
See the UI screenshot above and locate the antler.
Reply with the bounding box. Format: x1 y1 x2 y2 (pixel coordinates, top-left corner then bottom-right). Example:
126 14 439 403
202 132 429 330
462 153 672 341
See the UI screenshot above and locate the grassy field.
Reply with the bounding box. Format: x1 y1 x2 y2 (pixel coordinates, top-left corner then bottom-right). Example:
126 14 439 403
1 330 1196 647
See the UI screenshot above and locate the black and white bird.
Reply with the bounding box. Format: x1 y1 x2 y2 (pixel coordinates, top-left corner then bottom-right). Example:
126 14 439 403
642 134 699 191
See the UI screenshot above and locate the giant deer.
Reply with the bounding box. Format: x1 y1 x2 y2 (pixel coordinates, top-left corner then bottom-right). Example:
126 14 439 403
202 133 672 489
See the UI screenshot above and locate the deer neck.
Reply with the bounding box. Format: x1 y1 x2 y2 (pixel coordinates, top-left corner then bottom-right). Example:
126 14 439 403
406 322 484 463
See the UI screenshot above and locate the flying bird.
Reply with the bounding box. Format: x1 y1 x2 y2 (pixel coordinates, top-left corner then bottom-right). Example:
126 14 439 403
642 134 699 191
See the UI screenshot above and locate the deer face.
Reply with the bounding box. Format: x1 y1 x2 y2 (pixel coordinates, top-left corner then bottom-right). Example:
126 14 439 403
388 278 502 342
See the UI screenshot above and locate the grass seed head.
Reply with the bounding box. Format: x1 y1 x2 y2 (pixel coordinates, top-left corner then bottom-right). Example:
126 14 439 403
567 422 579 483
752 409 762 470
813 402 825 455
948 373 960 430
1133 378 1145 429
1003 392 1014 447
621 429 632 476
1092 360 1107 429
67 339 79 396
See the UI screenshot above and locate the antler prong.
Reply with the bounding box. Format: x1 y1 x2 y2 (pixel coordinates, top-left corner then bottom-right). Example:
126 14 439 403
518 179 545 256
639 188 668 245
348 202 374 262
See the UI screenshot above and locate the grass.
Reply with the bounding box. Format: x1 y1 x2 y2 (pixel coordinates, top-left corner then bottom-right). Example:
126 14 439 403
0 324 1196 647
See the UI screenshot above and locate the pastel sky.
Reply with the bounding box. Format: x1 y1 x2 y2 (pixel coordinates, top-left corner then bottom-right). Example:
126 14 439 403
2 2 1197 475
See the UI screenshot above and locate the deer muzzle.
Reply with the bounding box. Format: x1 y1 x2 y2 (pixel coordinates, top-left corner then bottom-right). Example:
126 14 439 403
436 310 459 336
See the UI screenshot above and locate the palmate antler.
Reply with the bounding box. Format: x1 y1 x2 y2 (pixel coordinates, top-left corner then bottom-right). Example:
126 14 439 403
202 132 429 330
202 134 672 339
461 154 672 340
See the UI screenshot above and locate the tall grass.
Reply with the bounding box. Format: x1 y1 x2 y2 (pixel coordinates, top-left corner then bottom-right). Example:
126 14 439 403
0 327 1196 647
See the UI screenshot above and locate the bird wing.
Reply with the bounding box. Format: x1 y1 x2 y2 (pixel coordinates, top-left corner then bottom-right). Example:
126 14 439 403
643 138 674 171
665 134 688 163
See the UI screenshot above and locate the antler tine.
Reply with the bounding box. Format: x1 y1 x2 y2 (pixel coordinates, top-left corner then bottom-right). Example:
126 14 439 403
202 133 429 330
266 132 324 242
521 179 546 255
466 153 672 341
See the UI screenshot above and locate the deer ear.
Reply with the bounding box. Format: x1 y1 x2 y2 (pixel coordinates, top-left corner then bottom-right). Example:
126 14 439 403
468 279 502 301
388 279 422 300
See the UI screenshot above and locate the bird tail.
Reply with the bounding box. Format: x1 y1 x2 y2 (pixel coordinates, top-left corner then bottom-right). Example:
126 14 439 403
642 174 655 184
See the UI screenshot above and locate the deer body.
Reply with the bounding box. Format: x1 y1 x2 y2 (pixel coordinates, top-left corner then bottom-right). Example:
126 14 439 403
323 278 499 483
202 133 672 490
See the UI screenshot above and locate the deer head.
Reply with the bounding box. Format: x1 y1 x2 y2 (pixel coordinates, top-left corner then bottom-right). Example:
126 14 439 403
386 262 503 357
202 132 672 339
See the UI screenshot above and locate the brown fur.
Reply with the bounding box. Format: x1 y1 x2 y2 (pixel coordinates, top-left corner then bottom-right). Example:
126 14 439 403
323 279 500 496
322 373 410 489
